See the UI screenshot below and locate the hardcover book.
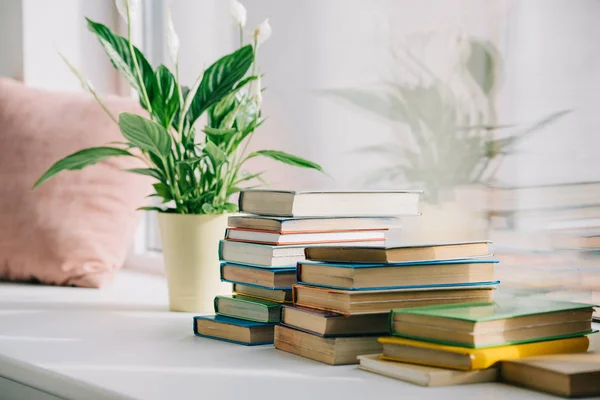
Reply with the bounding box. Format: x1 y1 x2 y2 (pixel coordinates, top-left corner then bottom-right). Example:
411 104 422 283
214 295 281 323
228 215 401 233
357 354 498 386
280 305 388 337
305 241 491 263
379 335 590 371
274 325 382 365
193 315 276 345
501 352 600 397
238 189 421 217
233 283 293 303
219 240 384 267
296 259 497 290
221 263 296 290
225 227 387 245
292 284 497 316
390 299 596 348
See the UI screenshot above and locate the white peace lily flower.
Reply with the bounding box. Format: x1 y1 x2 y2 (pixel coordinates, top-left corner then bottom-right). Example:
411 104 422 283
166 9 180 64
253 18 272 46
229 0 247 28
116 0 139 23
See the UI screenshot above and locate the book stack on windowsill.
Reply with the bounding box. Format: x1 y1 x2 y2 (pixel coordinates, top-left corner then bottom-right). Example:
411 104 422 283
193 190 419 346
357 299 598 394
274 241 502 365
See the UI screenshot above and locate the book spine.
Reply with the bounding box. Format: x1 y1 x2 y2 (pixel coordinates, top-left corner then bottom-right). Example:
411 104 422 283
218 240 224 260
213 297 220 313
238 190 245 212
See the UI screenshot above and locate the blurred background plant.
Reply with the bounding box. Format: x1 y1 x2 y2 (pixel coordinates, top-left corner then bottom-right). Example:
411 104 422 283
322 29 570 204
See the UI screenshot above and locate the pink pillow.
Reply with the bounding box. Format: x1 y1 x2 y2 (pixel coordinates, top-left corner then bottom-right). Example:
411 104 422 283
0 78 151 287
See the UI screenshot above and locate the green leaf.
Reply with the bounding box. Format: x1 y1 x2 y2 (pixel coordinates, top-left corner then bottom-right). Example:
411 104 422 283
119 113 172 158
137 206 164 212
204 140 227 165
33 146 133 188
248 150 324 172
153 182 172 202
467 39 501 95
151 65 179 128
86 18 155 110
204 126 237 146
187 45 254 127
124 168 165 181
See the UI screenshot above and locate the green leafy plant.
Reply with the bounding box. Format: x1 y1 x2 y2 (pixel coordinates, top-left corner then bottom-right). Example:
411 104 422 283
33 0 323 214
323 32 570 203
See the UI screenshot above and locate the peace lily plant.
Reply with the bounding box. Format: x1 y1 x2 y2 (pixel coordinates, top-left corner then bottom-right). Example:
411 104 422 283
33 0 323 215
34 0 323 312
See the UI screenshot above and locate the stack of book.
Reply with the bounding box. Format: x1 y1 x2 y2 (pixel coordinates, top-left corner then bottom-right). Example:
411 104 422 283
488 182 600 318
275 241 501 365
358 298 597 393
194 190 418 345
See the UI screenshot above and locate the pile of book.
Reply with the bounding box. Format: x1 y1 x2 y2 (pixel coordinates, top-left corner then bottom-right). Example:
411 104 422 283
274 240 499 364
359 299 599 397
193 190 418 345
488 181 600 318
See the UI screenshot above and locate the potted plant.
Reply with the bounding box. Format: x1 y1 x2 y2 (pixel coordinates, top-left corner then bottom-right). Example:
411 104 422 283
323 30 569 241
33 0 323 312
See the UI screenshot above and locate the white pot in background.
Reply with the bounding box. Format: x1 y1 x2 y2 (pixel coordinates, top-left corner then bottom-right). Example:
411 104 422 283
158 213 231 312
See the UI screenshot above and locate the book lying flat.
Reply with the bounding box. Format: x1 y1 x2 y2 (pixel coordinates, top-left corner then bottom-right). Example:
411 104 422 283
297 259 498 290
238 190 421 217
219 240 384 267
221 263 296 290
274 325 382 365
233 283 292 303
193 315 276 345
228 215 402 233
357 354 498 386
214 295 281 323
293 284 497 316
379 335 590 371
305 241 491 263
280 305 388 337
390 299 596 348
501 352 600 398
225 228 387 245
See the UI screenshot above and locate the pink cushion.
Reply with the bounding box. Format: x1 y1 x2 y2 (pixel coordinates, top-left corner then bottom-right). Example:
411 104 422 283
0 78 151 287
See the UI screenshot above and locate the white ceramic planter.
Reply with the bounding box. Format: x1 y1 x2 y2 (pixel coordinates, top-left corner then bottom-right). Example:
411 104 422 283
158 212 231 312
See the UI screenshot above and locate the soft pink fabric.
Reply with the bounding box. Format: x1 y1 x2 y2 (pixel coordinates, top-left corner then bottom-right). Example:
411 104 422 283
0 78 151 287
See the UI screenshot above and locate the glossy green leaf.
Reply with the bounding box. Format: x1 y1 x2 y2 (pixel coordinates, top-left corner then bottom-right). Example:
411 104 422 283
187 45 254 127
33 147 133 188
151 65 179 128
119 113 172 158
124 168 165 181
86 18 155 109
153 182 172 202
204 140 227 165
248 150 324 172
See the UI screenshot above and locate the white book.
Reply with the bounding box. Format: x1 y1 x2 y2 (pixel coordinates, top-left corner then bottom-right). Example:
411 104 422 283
238 190 421 217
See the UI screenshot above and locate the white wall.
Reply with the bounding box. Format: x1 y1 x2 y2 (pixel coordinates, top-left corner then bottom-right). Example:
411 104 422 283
0 0 23 79
20 0 119 93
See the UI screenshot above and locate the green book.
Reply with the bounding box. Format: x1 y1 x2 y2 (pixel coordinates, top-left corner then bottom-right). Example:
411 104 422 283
214 295 281 323
390 299 596 348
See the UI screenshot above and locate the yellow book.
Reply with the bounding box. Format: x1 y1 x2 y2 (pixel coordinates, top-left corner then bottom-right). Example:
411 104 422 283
379 335 590 371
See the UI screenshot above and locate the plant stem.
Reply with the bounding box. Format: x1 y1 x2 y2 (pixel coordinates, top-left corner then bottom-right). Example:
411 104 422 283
239 25 243 47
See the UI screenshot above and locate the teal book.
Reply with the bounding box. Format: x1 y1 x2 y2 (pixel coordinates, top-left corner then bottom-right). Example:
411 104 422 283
297 259 498 290
215 294 282 323
193 315 276 346
390 299 596 348
220 262 296 290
